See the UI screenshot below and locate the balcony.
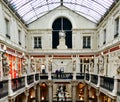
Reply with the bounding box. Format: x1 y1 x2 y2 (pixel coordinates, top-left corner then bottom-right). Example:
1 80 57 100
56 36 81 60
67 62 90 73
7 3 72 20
40 73 48 80
100 76 114 92
27 75 34 85
35 73 39 81
12 77 25 92
51 73 73 79
0 80 8 99
85 73 90 81
76 73 84 79
91 74 98 85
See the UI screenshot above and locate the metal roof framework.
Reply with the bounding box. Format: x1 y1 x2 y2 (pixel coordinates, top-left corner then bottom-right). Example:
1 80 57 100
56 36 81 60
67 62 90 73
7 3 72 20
5 0 116 24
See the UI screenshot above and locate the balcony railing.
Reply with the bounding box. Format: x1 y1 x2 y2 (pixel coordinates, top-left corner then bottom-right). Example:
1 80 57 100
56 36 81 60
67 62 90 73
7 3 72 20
91 74 98 85
100 76 114 92
12 77 25 92
0 80 8 99
85 73 90 81
35 73 39 81
117 79 120 96
51 73 73 79
76 73 84 79
27 75 34 85
40 73 48 80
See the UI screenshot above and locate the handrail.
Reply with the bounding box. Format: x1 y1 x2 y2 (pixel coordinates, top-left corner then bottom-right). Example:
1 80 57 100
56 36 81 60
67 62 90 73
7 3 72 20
51 73 73 79
91 74 98 85
100 76 114 92
12 77 25 92
0 80 8 99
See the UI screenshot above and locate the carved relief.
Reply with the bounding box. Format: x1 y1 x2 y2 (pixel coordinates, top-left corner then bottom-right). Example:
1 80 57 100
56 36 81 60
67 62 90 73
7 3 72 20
2 52 9 76
73 60 76 71
30 57 35 72
22 55 28 74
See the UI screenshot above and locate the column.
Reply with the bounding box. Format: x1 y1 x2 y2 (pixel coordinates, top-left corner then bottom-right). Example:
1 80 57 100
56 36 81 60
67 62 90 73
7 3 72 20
24 90 29 102
34 86 37 102
36 85 41 102
88 86 92 102
48 81 53 102
72 81 77 102
84 85 89 102
96 90 101 102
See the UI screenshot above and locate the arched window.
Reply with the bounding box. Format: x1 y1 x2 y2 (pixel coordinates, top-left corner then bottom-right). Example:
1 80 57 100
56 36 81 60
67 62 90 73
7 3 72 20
52 17 72 49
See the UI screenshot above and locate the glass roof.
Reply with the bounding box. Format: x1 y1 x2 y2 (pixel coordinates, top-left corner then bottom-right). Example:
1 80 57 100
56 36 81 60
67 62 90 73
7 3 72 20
5 0 115 24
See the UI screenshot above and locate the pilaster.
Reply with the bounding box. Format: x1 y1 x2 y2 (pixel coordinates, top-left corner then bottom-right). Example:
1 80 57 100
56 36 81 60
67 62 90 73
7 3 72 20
24 90 29 102
71 80 78 102
47 80 53 102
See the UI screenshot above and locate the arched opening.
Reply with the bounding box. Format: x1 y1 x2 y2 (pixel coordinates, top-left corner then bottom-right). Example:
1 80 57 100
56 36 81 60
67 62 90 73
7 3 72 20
40 82 48 101
52 17 72 49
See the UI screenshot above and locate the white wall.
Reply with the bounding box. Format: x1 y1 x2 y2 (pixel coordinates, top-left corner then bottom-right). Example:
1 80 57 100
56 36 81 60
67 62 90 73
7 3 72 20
0 2 27 51
28 6 96 29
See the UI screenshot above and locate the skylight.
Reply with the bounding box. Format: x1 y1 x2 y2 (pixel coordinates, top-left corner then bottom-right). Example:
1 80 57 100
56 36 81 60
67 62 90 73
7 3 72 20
5 0 115 24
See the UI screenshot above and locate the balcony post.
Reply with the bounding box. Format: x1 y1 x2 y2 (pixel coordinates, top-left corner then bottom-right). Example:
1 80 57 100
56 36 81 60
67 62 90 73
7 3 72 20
89 73 91 83
34 74 36 83
112 75 118 96
25 75 28 87
97 74 100 87
8 75 13 96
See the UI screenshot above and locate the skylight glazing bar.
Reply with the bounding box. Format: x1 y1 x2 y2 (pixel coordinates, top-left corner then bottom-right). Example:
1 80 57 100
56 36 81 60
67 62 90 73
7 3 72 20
6 0 115 24
64 2 102 16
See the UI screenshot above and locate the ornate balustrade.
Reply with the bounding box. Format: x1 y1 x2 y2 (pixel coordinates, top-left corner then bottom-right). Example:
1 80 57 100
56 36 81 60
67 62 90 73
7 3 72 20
51 73 73 79
27 75 34 85
35 73 39 81
40 73 48 80
0 80 8 99
76 73 84 79
12 77 25 92
91 74 98 85
85 73 90 81
100 76 114 91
